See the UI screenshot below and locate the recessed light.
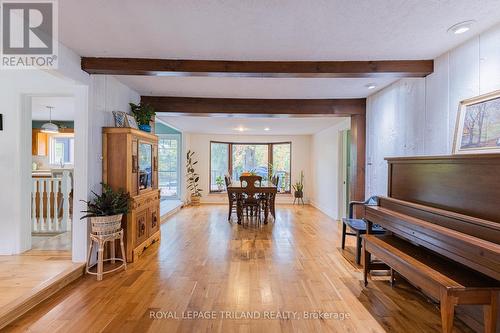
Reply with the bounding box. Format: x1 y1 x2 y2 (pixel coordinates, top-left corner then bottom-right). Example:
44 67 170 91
234 126 247 132
448 20 475 35
365 83 376 90
264 127 270 131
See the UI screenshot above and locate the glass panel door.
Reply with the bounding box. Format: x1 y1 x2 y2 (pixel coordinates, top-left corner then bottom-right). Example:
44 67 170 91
158 134 180 199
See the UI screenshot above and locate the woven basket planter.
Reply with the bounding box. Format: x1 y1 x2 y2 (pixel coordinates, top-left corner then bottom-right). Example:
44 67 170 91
89 214 123 236
190 194 201 206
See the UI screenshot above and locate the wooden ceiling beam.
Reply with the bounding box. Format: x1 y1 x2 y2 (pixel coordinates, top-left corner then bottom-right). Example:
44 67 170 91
82 58 433 78
141 96 365 117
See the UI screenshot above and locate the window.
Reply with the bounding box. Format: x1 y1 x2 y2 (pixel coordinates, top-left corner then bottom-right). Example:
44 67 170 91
49 135 74 165
209 141 291 193
158 134 180 198
210 142 229 191
232 144 269 181
272 143 291 192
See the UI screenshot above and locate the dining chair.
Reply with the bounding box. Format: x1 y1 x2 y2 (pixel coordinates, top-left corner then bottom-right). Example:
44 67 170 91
239 175 263 223
341 196 385 265
224 175 237 221
271 175 280 192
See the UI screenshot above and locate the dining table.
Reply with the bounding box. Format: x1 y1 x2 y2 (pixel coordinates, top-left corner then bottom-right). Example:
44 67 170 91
226 180 277 224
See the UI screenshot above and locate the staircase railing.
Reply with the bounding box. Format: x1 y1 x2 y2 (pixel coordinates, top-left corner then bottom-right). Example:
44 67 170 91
31 170 72 233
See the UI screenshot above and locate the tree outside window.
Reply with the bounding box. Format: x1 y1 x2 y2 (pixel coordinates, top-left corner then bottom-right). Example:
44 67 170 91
209 141 291 193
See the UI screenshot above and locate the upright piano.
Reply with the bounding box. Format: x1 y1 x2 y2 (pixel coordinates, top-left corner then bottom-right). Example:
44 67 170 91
362 154 500 333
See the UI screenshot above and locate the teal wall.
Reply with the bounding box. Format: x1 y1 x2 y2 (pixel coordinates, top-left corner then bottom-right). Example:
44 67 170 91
155 122 181 135
32 121 74 129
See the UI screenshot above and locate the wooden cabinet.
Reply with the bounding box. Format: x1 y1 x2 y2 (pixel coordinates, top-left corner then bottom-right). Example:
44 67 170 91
32 130 49 156
102 127 161 262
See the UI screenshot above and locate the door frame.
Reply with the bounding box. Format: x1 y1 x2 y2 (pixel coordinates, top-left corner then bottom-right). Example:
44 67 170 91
157 133 181 200
22 91 89 262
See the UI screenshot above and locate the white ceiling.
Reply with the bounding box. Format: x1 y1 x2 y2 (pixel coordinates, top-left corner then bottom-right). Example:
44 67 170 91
157 116 346 135
60 0 500 60
58 0 500 98
117 76 397 98
31 97 75 121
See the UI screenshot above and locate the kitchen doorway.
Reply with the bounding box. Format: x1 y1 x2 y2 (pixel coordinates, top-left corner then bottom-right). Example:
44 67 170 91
30 96 76 253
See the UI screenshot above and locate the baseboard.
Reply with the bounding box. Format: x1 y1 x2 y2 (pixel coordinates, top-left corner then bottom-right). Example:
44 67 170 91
160 204 183 223
309 200 339 220
0 263 85 330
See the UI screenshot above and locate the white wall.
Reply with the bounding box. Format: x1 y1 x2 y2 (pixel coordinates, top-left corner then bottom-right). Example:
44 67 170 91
310 118 351 219
0 67 139 259
184 133 311 204
88 76 140 194
0 70 86 255
366 23 500 197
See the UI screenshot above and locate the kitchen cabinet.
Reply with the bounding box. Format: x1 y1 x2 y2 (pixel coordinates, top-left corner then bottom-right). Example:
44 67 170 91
32 130 49 156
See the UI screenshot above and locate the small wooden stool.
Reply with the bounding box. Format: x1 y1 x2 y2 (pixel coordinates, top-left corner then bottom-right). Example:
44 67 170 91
86 216 127 281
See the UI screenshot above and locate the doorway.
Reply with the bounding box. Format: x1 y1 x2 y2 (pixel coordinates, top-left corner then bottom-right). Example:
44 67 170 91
158 134 181 199
339 129 351 219
29 96 76 253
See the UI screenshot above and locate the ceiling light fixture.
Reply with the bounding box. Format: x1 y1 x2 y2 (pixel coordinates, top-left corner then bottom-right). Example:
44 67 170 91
264 127 270 131
234 126 247 132
365 83 377 90
447 20 475 35
41 106 59 134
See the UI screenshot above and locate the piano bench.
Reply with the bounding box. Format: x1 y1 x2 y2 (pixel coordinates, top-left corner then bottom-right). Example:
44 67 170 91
363 234 500 333
341 218 385 265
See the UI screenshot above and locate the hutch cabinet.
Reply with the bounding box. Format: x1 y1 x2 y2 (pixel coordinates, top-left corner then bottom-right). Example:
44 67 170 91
102 127 160 262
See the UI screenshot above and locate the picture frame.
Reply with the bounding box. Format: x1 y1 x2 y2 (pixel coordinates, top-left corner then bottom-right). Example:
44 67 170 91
113 111 139 129
125 114 139 129
112 111 127 127
453 89 500 154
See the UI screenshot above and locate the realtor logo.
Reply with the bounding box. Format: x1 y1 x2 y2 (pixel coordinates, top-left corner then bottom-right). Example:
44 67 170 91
1 0 58 69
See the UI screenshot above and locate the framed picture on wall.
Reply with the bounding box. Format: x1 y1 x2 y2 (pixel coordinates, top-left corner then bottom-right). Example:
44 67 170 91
453 89 500 154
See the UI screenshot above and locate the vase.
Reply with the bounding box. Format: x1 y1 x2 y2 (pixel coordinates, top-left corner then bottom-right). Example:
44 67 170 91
294 190 303 198
139 124 151 132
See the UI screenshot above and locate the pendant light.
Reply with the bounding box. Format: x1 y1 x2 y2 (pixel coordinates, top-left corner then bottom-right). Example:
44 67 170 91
41 106 59 133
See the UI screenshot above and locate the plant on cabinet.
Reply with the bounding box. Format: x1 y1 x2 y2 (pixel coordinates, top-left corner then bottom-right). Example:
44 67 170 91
129 103 156 132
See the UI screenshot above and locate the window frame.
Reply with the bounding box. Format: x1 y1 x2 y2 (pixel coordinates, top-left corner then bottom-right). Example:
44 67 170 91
158 133 181 199
49 133 75 166
209 140 292 194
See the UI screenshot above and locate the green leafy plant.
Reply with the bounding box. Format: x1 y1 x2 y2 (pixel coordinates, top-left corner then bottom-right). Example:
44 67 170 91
186 150 202 197
292 170 304 193
80 183 130 219
215 175 224 189
129 102 156 126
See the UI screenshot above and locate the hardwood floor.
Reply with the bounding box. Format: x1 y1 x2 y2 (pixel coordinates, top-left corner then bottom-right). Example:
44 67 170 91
5 205 475 332
0 250 83 329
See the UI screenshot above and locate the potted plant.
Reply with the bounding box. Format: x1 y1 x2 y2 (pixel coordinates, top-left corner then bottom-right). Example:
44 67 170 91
186 150 202 205
129 102 156 132
215 175 225 191
292 171 304 200
80 183 131 233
